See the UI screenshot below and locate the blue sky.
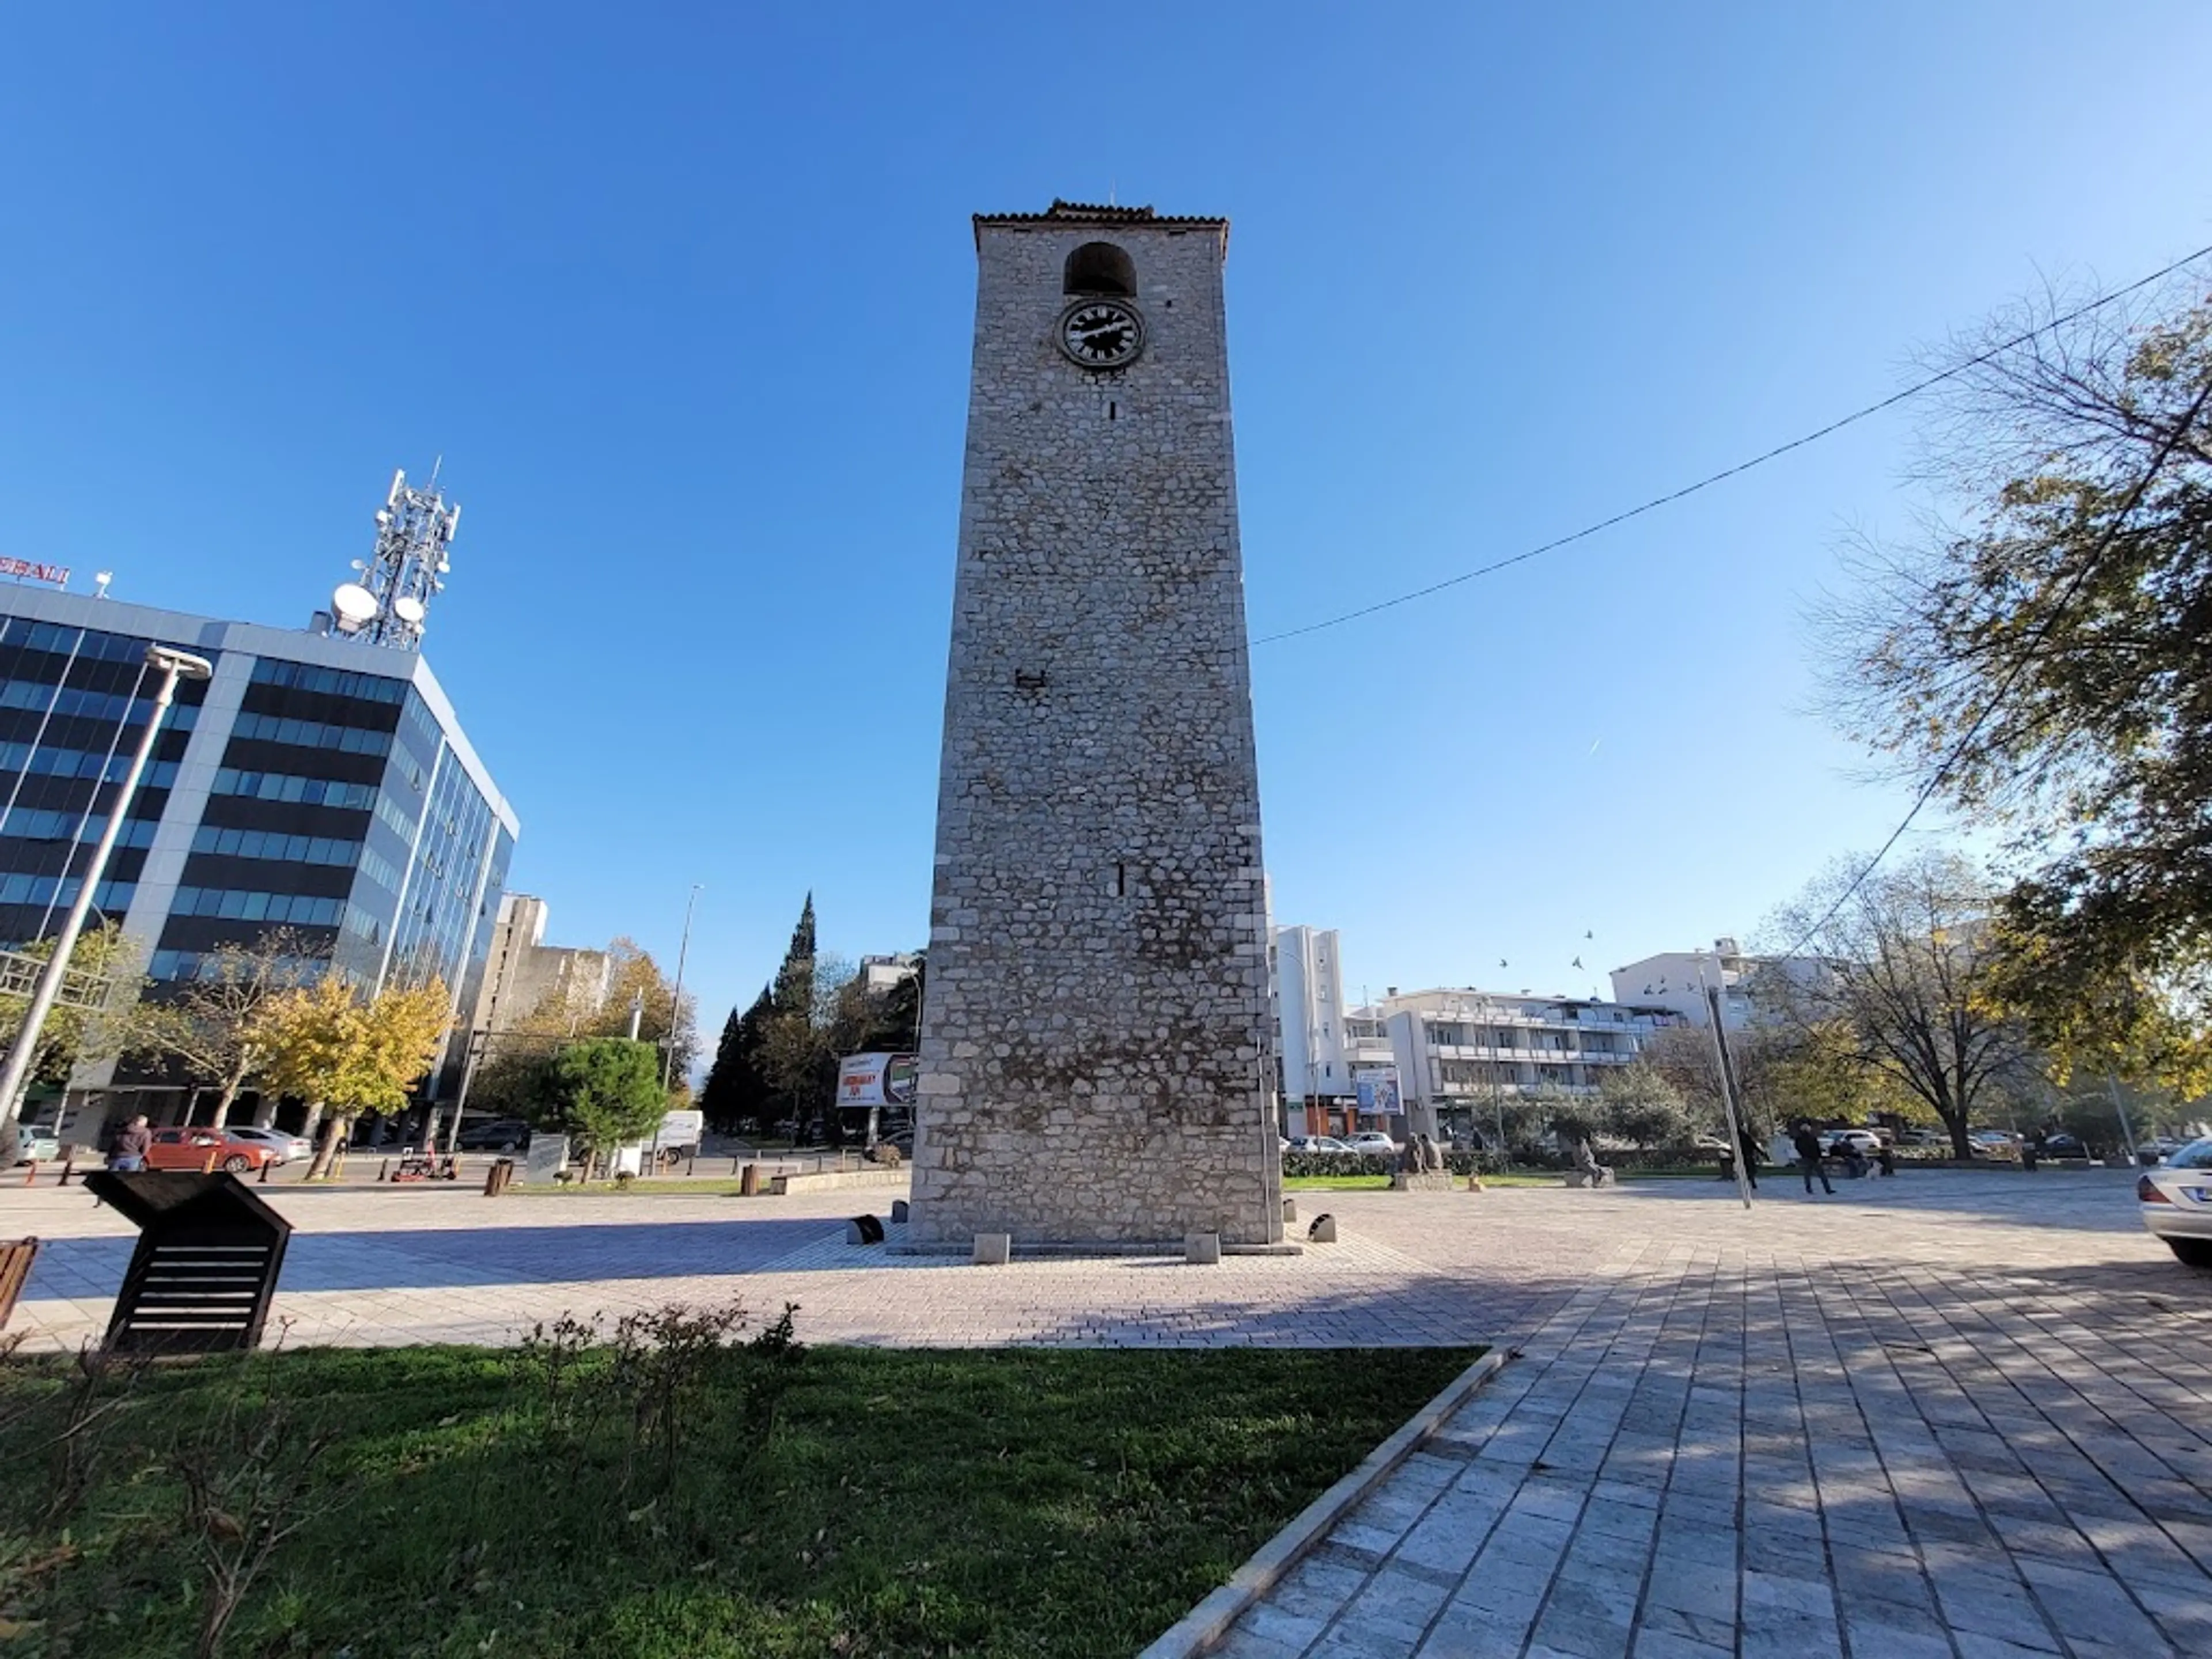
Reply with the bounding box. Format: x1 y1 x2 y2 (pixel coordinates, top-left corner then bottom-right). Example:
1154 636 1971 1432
4 4 2209 1047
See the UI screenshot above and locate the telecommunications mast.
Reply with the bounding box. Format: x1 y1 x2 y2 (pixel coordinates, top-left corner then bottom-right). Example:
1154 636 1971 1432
328 465 459 650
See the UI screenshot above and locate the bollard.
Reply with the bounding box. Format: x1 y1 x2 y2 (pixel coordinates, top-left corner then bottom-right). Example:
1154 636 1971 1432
732 1156 743 1177
257 1158 270 1184
483 1158 513 1197
1307 1213 1338 1243
377 1160 390 1183
686 1151 697 1178
56 1158 73 1187
1282 1196 1297 1222
202 1150 218 1175
891 1198 910 1224
846 1214 885 1245
21 1161 35 1188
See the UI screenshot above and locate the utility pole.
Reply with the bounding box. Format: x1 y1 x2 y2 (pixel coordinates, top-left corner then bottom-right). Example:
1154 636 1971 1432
1694 957 1755 1211
0 645 213 1128
661 884 702 1090
2104 1070 2141 1166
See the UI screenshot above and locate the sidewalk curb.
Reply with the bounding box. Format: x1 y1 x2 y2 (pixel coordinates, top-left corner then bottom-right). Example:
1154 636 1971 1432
1135 1345 1512 1659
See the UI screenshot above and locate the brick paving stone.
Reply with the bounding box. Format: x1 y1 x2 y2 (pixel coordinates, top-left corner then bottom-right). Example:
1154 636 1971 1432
1190 1172 2207 1659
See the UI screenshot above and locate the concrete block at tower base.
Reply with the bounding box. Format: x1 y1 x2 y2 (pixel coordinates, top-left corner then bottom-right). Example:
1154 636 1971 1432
1185 1231 1222 1266
972 1232 1011 1266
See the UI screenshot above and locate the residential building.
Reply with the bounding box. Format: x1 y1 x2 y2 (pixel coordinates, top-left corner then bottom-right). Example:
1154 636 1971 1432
1270 922 1677 1141
465 893 610 1040
0 585 517 1134
859 952 922 996
1608 937 1823 1029
1375 988 1677 1142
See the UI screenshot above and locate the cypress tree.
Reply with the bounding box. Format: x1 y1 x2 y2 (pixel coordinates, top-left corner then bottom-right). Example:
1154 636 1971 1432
700 986 776 1137
771 892 816 1021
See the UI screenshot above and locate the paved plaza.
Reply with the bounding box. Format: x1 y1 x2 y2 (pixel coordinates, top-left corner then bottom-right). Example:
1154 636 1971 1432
5 1168 2206 1657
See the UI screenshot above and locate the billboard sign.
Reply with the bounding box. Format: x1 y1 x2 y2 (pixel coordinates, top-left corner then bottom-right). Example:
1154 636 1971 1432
1354 1069 1400 1116
836 1052 919 1107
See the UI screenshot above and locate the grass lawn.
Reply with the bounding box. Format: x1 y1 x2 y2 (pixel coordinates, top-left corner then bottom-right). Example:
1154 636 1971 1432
0 1337 1476 1658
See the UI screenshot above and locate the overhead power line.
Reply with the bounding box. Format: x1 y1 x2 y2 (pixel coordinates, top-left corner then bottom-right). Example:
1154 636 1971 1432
1252 239 2212 647
1779 368 2212 957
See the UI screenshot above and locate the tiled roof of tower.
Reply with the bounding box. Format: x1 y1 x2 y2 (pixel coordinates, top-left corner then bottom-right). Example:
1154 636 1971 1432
974 199 1229 248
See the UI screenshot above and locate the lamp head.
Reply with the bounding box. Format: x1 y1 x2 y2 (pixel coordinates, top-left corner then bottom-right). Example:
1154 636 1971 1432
145 645 215 681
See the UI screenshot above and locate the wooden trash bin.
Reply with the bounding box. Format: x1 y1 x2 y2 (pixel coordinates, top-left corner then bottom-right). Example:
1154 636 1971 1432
0 1237 40 1330
483 1158 515 1197
80 1172 291 1354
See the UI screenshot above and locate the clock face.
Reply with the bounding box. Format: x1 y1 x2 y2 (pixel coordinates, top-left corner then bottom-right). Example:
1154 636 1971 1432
1059 300 1143 369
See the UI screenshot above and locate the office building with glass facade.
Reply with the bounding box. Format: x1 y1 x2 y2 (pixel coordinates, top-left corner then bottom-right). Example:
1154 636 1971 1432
0 585 517 1129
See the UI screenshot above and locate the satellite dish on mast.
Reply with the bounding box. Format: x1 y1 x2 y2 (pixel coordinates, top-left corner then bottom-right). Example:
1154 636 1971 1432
392 594 426 626
331 583 378 630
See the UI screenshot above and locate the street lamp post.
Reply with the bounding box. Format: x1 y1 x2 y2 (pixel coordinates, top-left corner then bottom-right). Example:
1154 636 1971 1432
661 883 702 1091
0 644 214 1128
1691 954 1756 1211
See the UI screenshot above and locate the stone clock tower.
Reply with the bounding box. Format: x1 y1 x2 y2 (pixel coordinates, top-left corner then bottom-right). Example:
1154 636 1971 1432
907 200 1283 1251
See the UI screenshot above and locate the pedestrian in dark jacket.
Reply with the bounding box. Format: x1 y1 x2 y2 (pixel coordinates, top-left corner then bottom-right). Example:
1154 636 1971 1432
1735 1120 1760 1190
1791 1120 1833 1195
107 1115 152 1172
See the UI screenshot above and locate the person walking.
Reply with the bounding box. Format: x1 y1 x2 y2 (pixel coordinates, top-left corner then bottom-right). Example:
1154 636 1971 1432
1791 1119 1834 1196
106 1114 151 1172
1736 1119 1762 1190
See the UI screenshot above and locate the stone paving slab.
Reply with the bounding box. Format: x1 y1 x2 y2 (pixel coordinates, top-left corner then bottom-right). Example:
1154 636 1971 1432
1205 1174 2210 1659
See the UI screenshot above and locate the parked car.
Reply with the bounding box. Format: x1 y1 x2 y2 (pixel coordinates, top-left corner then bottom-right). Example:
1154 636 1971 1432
1343 1131 1402 1158
2137 1137 2212 1267
1286 1135 1355 1156
1895 1128 1947 1147
142 1127 283 1174
12 1126 61 1165
1968 1129 2021 1157
2135 1137 2187 1164
2031 1132 2093 1161
1823 1130 1887 1158
454 1118 533 1152
224 1126 312 1164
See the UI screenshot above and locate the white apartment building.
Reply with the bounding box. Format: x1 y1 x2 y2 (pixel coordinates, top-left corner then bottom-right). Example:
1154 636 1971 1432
1378 988 1676 1141
1271 922 1678 1139
1608 937 1823 1029
1269 925 1402 1135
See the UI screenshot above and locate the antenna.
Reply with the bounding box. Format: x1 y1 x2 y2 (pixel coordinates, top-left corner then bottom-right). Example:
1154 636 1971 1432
329 464 459 652
92 572 112 599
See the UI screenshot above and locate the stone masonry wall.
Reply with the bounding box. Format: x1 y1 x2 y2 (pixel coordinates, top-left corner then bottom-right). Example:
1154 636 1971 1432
907 209 1282 1248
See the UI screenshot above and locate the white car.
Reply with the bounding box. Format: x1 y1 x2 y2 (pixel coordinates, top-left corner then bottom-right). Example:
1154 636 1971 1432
1343 1131 1402 1158
1286 1135 1357 1156
2138 1138 2212 1268
1823 1130 1886 1157
224 1126 312 1164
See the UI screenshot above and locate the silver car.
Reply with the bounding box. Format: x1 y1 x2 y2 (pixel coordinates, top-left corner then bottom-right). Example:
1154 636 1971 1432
2138 1137 2212 1267
224 1126 312 1164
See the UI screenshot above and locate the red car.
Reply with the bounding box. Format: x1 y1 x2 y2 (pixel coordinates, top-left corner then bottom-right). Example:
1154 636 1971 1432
142 1126 283 1175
